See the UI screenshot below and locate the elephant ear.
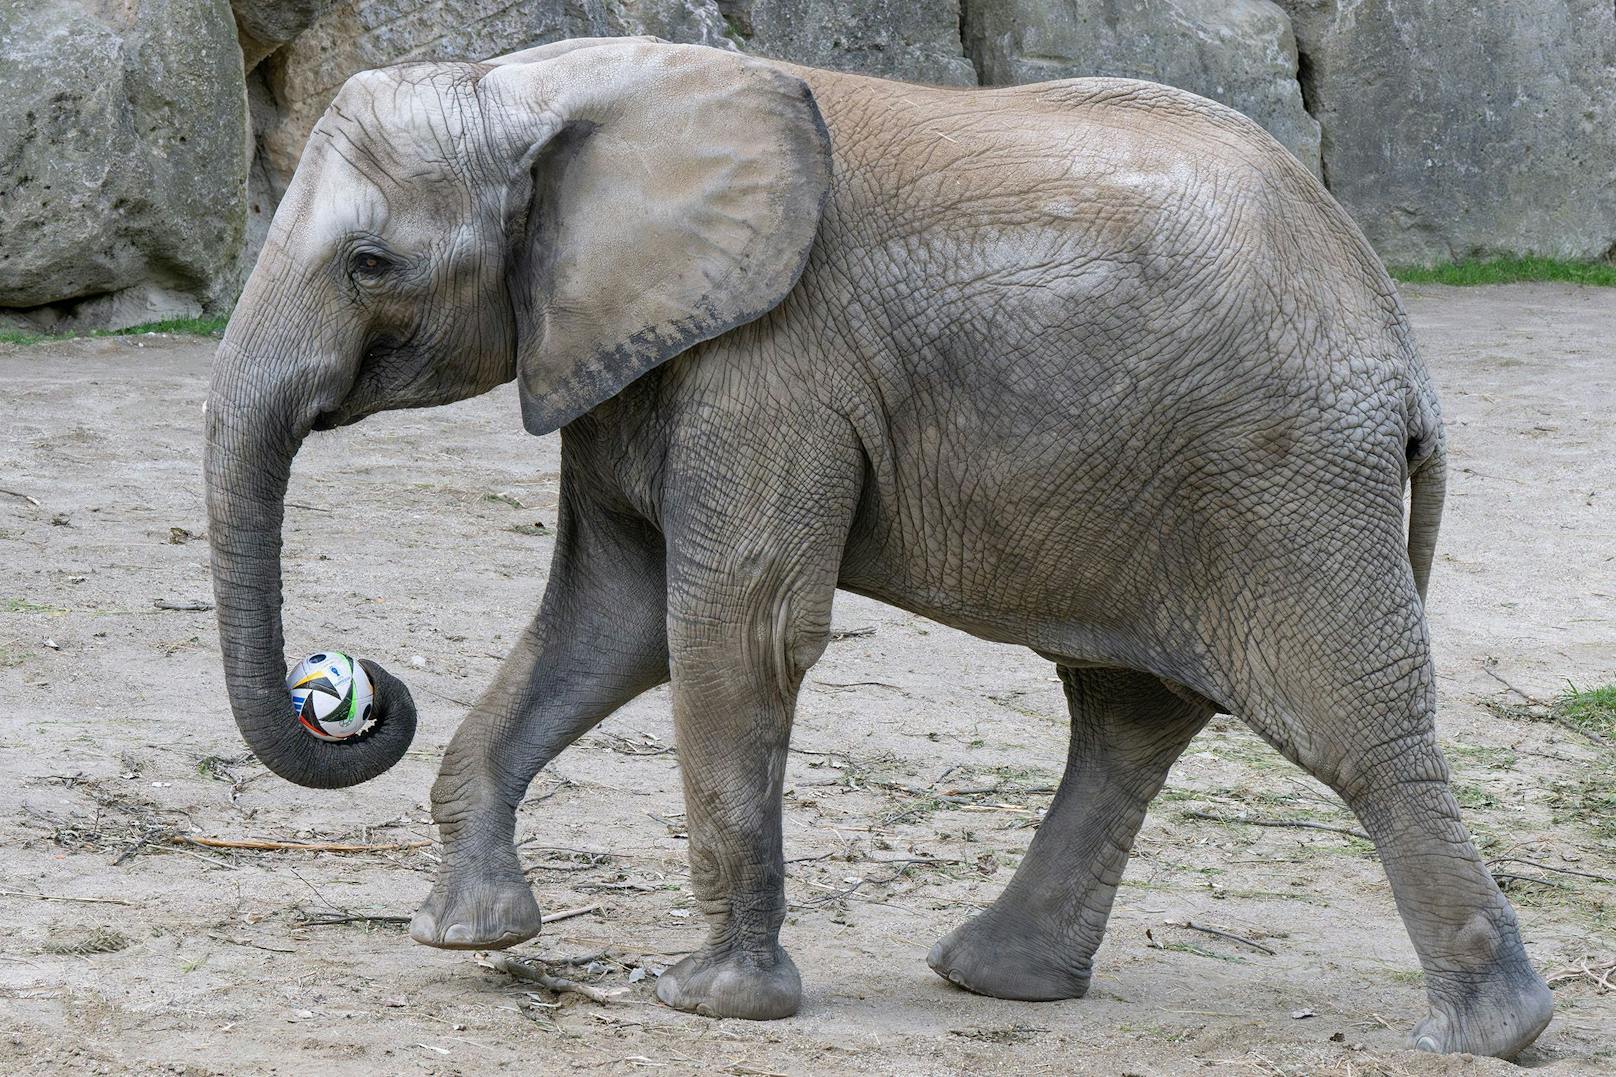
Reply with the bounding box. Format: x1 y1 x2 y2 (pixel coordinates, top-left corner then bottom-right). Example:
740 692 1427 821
477 43 832 435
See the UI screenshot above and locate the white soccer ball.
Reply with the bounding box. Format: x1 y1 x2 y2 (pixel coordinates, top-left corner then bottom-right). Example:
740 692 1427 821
287 651 375 741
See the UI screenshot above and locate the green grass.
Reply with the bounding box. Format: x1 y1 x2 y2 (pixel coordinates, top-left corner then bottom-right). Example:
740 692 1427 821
1452 782 1499 811
1546 775 1616 843
1390 256 1616 287
0 315 228 346
1553 682 1616 740
5 598 68 614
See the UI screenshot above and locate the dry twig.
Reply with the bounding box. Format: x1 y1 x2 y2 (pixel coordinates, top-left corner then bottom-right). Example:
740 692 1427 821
0 890 133 907
171 835 430 854
543 902 604 924
479 952 625 1003
153 598 213 612
1487 856 1613 884
1169 920 1277 956
1181 810 1370 841
294 911 412 927
1544 958 1615 993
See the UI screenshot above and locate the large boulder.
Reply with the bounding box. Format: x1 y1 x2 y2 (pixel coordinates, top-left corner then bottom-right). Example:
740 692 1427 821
231 0 336 71
0 0 248 330
720 0 976 86
963 0 1321 176
1278 0 1616 265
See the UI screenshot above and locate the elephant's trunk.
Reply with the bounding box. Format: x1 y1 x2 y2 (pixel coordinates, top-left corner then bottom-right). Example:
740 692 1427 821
204 341 416 789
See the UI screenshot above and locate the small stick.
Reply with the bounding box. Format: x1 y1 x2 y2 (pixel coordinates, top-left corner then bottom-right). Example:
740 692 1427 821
171 835 431 854
153 598 214 612
543 902 604 925
867 856 964 866
1487 856 1614 883
295 912 412 926
1170 920 1277 956
0 488 40 507
1181 810 1370 841
540 948 612 967
0 890 134 906
813 680 904 691
207 931 296 954
1545 960 1616 990
1480 661 1536 702
1492 872 1570 889
1481 663 1613 746
479 952 624 1003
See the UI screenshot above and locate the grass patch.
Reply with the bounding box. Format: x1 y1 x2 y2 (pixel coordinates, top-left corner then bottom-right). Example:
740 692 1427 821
1545 775 1616 844
482 492 525 509
1155 941 1246 963
1553 682 1616 740
5 598 69 614
0 315 228 346
1452 782 1499 811
1390 256 1616 287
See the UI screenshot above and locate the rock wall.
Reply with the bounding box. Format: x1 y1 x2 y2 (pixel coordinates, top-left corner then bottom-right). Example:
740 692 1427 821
231 0 336 71
2 0 1612 328
964 0 1321 177
722 0 977 85
1277 0 1616 265
0 0 249 330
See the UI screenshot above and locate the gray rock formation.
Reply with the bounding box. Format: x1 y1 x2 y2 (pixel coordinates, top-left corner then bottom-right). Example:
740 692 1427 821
231 0 336 71
963 0 1321 176
1278 0 1616 265
2 0 1611 329
720 0 976 85
0 0 248 329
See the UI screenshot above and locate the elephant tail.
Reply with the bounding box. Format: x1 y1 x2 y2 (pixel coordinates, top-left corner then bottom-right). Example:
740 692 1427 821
1406 431 1447 605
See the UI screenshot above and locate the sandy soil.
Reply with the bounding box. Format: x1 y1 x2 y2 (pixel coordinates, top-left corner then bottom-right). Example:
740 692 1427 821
0 283 1611 1076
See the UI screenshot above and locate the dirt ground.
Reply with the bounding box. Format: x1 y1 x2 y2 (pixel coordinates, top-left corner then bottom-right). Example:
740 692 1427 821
0 283 1611 1076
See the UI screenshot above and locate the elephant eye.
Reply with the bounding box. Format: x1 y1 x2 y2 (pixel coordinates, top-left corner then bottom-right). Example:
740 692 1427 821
350 249 395 280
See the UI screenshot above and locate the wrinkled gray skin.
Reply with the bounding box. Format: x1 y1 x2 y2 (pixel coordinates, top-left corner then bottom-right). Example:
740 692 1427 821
204 39 1553 1058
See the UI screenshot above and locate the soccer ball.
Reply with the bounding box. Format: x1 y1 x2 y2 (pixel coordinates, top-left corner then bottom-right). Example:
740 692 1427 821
287 651 375 741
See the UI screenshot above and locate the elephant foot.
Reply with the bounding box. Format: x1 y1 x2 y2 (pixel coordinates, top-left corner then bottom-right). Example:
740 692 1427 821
1411 966 1553 1059
928 906 1092 1001
410 872 543 950
655 944 801 1020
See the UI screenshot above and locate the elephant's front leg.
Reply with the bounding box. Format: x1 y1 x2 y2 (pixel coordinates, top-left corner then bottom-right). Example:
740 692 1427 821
651 608 814 1019
411 485 668 950
651 437 858 1019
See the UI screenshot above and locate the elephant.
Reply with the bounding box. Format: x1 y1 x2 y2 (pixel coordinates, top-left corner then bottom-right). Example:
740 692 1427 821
203 37 1553 1058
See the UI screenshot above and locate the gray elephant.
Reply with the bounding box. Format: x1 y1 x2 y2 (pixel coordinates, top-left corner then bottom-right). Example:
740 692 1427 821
203 38 1552 1058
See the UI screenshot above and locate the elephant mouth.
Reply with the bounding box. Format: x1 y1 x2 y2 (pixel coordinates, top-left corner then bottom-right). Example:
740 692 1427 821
310 402 363 430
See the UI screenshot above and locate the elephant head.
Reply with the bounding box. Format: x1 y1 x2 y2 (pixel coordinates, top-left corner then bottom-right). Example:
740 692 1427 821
204 41 831 788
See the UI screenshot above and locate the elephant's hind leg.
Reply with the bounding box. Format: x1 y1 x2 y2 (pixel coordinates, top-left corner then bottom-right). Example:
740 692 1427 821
1345 735 1553 1058
929 666 1210 1000
1233 580 1551 1058
411 481 668 951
